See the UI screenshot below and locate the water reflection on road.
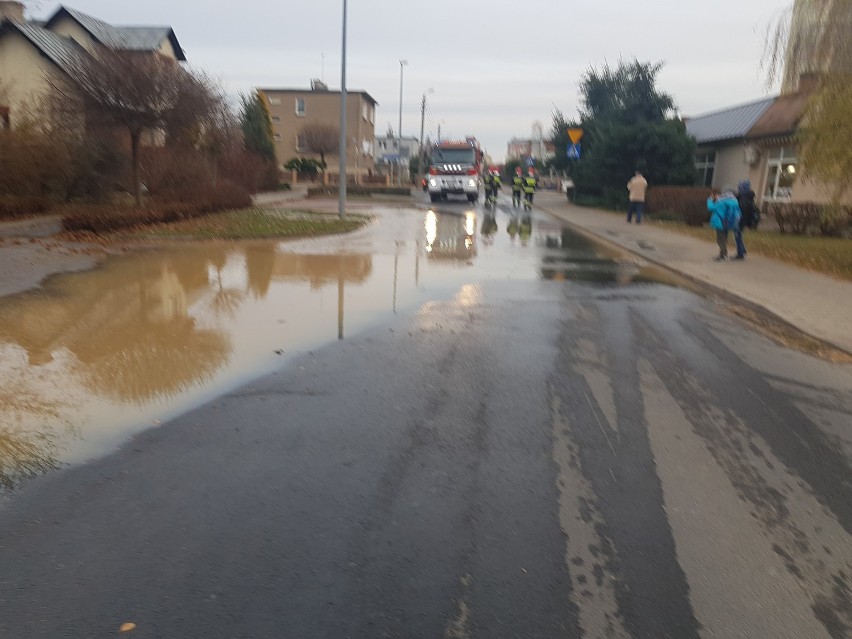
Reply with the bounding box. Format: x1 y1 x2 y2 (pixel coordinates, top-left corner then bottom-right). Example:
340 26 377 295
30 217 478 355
0 203 666 492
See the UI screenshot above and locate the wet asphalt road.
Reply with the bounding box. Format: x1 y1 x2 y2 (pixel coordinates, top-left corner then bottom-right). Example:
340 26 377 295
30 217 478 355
1 194 851 638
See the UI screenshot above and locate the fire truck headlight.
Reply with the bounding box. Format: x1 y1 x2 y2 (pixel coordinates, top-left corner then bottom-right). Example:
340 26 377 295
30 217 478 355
429 178 438 188
467 179 476 188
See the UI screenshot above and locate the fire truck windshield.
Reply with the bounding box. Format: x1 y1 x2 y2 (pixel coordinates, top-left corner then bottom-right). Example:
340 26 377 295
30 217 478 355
430 148 476 165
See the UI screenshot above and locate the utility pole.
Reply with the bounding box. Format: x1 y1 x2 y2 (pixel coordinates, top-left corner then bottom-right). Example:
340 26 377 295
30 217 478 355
418 90 432 180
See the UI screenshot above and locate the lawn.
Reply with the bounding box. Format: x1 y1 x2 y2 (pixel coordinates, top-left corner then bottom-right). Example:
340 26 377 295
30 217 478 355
116 208 370 241
657 221 852 282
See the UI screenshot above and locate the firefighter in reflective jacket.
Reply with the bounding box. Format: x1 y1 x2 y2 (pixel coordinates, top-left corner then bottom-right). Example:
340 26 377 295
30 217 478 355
488 168 502 205
511 167 523 207
483 170 493 199
523 167 537 210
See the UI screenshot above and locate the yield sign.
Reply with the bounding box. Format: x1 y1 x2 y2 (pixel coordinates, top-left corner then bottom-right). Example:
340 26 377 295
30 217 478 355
567 128 584 144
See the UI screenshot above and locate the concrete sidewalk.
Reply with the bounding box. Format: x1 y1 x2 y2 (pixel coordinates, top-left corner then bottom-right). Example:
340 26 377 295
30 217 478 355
534 191 852 355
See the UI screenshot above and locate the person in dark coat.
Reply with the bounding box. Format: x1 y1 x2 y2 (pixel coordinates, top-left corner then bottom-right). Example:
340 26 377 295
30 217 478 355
737 180 760 230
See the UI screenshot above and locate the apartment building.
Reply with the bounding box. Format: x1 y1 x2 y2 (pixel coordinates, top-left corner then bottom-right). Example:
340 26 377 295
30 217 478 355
374 134 419 175
259 81 378 180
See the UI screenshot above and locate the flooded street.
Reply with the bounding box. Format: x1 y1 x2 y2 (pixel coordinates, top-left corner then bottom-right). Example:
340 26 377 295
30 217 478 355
0 200 663 493
1 196 849 638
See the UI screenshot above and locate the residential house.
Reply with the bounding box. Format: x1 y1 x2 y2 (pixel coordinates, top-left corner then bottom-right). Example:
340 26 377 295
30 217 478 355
374 133 418 176
0 1 185 127
506 137 555 164
259 81 378 181
685 75 839 205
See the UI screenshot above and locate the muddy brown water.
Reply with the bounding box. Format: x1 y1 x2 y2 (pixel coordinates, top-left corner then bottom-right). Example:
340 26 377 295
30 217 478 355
0 204 672 494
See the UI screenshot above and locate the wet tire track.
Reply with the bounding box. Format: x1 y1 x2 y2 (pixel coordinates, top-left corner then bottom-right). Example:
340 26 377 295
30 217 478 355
550 291 701 638
632 307 852 638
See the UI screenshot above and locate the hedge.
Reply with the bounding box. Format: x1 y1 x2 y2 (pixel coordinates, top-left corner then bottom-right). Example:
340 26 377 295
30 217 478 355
0 195 56 220
61 182 252 234
763 201 852 237
646 186 714 226
306 185 411 198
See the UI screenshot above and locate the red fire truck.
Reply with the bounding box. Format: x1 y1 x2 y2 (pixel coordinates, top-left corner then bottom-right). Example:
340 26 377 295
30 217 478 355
426 137 483 203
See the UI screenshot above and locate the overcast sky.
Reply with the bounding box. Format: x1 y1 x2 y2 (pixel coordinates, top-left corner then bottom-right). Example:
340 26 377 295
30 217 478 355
30 0 792 161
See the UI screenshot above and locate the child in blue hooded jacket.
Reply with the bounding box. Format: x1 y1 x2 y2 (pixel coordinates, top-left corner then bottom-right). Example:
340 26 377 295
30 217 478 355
707 188 743 261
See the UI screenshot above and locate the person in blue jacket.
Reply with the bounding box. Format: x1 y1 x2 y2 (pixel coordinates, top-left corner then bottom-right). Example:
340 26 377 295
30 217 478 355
707 187 744 261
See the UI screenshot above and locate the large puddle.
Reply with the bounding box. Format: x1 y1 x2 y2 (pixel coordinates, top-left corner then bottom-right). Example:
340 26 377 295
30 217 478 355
0 203 670 494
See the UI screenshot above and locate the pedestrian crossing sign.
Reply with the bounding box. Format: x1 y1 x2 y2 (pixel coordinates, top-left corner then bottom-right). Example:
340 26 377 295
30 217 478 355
567 144 581 159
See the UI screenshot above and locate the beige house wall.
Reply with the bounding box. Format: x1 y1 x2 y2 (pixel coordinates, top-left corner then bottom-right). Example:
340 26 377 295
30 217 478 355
47 16 96 51
157 38 178 60
705 138 852 207
712 144 751 191
794 173 852 206
0 31 58 123
261 89 376 178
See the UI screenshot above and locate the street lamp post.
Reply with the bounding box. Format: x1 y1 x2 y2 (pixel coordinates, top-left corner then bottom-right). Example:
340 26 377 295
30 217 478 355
398 59 408 187
338 0 347 219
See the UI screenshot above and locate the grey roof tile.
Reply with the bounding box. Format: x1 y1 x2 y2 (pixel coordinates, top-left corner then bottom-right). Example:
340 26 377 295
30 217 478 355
47 7 186 60
8 21 84 72
686 97 776 144
114 26 173 51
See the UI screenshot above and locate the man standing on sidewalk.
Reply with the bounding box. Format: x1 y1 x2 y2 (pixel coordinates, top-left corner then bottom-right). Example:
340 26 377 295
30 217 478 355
626 170 648 223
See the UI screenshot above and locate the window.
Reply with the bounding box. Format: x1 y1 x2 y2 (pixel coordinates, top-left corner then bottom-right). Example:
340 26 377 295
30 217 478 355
295 134 307 152
694 151 715 188
764 146 797 201
271 115 280 124
361 102 374 123
273 133 282 142
295 98 306 117
268 97 281 106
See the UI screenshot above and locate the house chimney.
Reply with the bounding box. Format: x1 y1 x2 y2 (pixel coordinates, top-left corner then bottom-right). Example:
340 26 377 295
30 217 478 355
0 1 25 22
797 73 821 95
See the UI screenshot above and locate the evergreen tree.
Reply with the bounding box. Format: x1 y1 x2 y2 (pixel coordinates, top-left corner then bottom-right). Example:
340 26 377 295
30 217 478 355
240 90 275 161
564 59 695 208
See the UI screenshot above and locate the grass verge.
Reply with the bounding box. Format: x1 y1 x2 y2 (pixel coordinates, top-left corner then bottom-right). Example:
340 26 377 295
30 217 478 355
112 208 370 241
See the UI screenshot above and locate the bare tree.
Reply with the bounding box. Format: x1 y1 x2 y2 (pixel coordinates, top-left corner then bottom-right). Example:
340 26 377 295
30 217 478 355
51 47 219 206
299 122 339 169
